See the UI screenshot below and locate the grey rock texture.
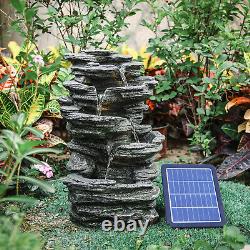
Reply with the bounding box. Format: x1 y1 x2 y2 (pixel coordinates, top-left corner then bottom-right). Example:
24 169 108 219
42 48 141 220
61 50 164 226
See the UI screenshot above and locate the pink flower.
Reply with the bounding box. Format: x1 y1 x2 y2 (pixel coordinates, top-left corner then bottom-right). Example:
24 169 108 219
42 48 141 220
33 162 54 179
46 171 53 178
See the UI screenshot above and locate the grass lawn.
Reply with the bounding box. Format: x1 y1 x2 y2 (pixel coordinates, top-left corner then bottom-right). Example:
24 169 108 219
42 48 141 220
22 167 250 250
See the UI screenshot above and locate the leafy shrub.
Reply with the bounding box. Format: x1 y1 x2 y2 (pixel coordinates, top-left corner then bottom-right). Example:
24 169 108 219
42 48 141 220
142 0 249 156
9 0 144 52
42 0 144 51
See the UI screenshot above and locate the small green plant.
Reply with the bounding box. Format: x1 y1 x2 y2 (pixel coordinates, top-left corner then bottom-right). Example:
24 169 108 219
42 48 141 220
0 113 59 195
0 213 42 250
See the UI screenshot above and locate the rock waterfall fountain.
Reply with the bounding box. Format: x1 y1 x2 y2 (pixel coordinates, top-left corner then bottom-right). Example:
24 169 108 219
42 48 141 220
60 50 164 226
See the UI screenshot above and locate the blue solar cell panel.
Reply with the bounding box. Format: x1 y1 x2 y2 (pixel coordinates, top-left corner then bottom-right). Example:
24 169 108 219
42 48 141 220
161 164 226 228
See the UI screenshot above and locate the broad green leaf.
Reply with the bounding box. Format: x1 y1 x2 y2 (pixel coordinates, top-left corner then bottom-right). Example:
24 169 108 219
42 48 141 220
24 156 42 164
51 83 69 97
10 0 25 13
23 147 61 157
21 127 44 138
39 71 56 85
25 7 37 23
26 94 45 125
45 100 61 113
19 87 35 113
221 124 239 141
194 240 213 250
223 226 246 243
12 112 27 132
25 70 38 81
0 195 37 204
196 108 205 115
18 140 46 155
16 176 55 193
0 183 8 196
0 151 8 161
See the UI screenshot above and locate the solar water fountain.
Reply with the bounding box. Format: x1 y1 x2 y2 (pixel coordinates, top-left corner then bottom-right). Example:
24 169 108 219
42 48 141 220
60 50 164 226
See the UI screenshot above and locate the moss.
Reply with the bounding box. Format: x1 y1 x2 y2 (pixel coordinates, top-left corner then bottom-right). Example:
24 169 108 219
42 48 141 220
23 177 250 250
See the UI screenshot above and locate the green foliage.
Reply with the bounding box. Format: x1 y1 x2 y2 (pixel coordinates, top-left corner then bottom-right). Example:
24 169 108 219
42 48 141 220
189 126 216 157
3 0 72 129
0 214 41 250
0 48 71 129
143 0 249 155
0 113 58 195
0 87 44 129
10 0 48 43
0 92 17 129
221 124 239 141
41 0 144 52
0 113 58 250
10 0 25 13
25 94 45 126
222 226 246 250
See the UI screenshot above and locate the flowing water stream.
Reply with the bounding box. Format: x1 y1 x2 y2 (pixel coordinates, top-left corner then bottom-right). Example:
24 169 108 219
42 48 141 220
104 142 117 180
130 118 140 143
104 152 116 180
119 65 128 86
97 92 107 116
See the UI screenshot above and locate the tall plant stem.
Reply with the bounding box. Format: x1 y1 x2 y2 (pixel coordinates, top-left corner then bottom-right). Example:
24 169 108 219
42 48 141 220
16 163 21 195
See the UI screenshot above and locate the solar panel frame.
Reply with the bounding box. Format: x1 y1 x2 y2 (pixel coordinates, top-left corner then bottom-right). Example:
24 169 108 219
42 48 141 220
161 164 226 228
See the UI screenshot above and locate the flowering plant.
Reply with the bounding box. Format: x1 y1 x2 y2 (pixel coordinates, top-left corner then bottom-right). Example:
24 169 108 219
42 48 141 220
0 113 59 194
33 162 53 179
0 42 71 148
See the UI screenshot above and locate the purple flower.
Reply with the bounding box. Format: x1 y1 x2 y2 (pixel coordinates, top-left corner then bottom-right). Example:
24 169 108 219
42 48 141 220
33 162 53 179
32 55 44 67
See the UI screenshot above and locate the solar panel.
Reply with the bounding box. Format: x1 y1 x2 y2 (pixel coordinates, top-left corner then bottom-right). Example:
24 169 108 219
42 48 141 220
161 164 226 228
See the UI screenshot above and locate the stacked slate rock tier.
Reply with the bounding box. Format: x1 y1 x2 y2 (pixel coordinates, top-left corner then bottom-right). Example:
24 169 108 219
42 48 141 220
60 50 164 226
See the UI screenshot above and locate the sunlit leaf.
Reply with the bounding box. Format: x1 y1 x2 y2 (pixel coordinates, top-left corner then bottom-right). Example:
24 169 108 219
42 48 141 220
26 94 45 125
